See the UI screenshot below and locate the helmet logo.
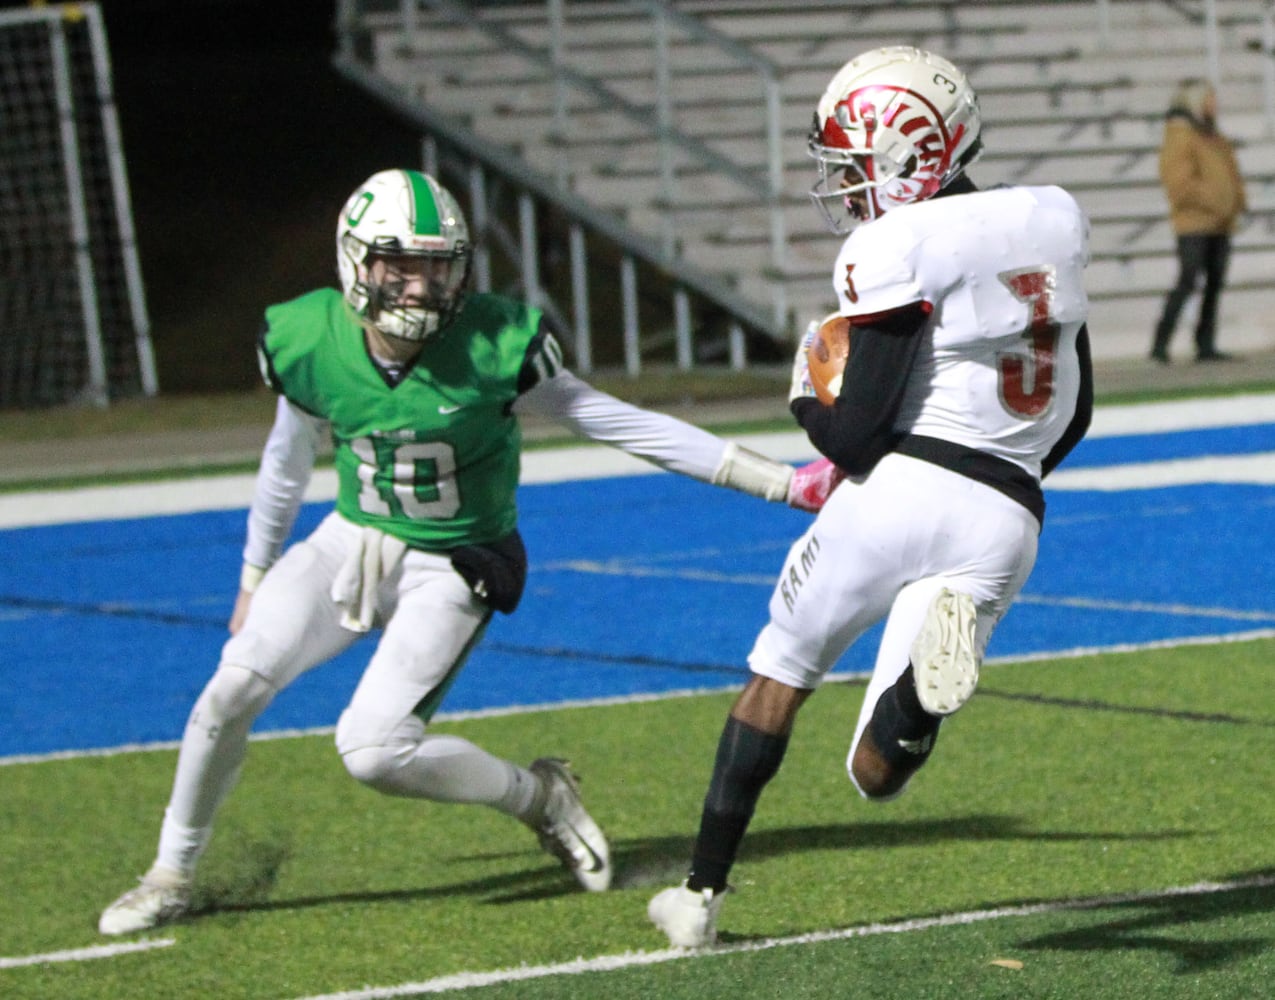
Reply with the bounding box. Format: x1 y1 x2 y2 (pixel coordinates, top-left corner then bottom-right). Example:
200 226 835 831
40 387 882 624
346 191 374 227
850 85 952 206
821 110 851 149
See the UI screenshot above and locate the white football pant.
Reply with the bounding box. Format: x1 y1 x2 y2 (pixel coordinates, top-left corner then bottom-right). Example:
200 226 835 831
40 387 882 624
154 512 537 875
746 453 1040 787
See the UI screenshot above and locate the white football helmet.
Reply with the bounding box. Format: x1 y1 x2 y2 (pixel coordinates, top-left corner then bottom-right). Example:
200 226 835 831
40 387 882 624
337 169 472 341
808 46 983 233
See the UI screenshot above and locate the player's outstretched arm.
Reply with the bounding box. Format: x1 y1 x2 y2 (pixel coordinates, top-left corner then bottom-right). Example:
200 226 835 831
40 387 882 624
513 368 837 511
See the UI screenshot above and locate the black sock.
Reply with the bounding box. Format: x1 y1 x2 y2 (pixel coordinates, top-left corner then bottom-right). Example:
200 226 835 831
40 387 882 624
686 715 788 892
867 665 941 768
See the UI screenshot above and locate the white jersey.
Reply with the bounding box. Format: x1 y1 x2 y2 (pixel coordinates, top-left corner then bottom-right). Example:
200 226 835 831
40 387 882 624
832 185 1090 479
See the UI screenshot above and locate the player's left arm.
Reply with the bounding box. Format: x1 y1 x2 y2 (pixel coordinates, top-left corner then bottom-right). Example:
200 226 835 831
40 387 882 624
511 327 838 510
1041 323 1094 478
790 302 928 475
232 396 327 633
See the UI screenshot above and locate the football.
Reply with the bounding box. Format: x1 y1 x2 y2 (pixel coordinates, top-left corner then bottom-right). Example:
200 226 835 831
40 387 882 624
807 313 852 405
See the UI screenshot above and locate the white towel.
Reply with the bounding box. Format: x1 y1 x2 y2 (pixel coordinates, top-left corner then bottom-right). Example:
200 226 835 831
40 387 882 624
329 526 407 633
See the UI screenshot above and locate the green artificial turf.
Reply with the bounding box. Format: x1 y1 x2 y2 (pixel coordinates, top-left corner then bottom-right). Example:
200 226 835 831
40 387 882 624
2 640 1272 999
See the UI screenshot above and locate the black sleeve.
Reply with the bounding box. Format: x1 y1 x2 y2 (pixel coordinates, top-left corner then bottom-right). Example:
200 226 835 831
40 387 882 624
515 318 566 395
1041 323 1094 478
256 317 283 394
789 303 929 476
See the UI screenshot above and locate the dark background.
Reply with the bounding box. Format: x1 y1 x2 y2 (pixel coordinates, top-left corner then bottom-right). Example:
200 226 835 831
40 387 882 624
6 0 773 399
46 0 424 392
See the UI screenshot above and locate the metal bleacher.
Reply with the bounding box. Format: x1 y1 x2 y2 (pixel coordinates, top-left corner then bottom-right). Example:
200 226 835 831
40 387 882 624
334 0 1275 371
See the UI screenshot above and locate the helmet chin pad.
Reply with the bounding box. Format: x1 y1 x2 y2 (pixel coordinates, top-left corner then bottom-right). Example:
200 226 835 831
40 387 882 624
360 252 465 340
366 301 440 342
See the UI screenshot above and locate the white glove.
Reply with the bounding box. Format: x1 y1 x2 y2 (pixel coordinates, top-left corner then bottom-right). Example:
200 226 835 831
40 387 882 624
788 319 818 404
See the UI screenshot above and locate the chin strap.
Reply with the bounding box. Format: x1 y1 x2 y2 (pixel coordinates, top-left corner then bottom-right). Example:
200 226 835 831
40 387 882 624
711 442 794 504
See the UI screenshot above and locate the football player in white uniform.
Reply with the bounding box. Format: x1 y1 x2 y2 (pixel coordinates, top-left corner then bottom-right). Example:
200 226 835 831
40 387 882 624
650 47 1094 947
98 168 842 935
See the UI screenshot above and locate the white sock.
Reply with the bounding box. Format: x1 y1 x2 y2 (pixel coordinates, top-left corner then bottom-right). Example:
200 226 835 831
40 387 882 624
154 812 209 879
154 665 275 877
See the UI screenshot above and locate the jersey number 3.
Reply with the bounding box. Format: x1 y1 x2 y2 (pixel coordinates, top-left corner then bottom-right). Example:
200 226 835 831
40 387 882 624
998 267 1059 419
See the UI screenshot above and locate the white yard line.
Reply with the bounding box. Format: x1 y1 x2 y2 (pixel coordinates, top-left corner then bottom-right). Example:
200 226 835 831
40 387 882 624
1047 451 1275 490
0 937 174 970
1083 392 1275 435
284 875 1275 999
2 394 1274 529
4 446 1266 527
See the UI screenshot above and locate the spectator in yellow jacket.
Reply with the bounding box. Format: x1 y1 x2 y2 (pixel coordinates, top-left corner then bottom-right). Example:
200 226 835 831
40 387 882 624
1150 78 1247 363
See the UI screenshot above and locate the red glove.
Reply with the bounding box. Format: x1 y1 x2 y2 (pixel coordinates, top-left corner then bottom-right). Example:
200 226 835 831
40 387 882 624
787 457 846 512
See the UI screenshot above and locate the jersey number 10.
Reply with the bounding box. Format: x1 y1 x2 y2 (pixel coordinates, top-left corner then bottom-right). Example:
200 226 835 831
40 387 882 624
351 438 461 519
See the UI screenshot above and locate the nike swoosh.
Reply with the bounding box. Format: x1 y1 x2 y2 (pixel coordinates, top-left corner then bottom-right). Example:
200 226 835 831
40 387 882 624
555 816 604 872
897 735 933 755
566 820 607 872
438 405 462 414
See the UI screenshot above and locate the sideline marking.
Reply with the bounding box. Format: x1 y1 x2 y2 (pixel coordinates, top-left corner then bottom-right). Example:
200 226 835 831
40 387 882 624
3 394 1275 528
0 937 175 970
284 875 1275 999
1047 450 1275 490
1 444 1269 527
5 626 1275 769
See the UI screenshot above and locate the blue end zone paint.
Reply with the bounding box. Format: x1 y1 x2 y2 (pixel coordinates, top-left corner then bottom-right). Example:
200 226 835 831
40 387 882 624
4 438 1274 756
1069 423 1275 467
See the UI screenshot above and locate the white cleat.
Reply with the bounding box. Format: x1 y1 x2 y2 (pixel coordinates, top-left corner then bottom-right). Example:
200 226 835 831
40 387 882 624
98 864 192 935
527 758 612 892
648 881 728 948
911 587 979 716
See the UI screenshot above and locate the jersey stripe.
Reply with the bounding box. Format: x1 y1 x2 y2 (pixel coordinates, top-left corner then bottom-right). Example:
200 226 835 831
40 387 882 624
529 331 565 386
405 170 441 236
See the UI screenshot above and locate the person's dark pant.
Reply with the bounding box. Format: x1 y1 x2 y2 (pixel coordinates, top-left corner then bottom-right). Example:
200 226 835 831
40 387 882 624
1152 233 1233 359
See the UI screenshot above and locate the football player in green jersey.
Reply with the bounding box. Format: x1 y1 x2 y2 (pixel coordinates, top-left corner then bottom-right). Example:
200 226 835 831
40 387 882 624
99 169 843 935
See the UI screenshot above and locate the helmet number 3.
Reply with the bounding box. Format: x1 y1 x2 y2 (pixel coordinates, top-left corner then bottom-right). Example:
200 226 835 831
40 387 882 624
351 437 461 519
932 72 958 95
997 267 1059 419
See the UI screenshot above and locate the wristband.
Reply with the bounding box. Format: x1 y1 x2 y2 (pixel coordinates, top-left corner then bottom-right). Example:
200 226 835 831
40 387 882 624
239 563 266 594
711 442 794 503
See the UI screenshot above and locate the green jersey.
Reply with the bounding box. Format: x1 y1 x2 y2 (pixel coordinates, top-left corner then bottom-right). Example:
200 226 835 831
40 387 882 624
258 287 549 550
